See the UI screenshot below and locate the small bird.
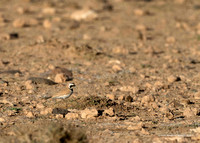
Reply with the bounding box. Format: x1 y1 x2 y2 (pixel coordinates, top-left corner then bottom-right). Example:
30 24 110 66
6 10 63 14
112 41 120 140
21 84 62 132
52 83 76 99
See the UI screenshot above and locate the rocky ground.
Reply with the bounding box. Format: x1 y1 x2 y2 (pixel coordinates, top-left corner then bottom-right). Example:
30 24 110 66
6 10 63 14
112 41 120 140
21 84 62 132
0 0 200 142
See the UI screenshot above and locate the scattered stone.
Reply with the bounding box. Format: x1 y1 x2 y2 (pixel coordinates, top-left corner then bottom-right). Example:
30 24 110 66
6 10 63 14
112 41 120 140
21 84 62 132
42 7 56 15
134 9 144 16
118 95 125 100
108 59 123 64
153 81 164 91
135 24 146 31
103 108 115 117
36 103 45 109
13 18 38 28
80 108 98 119
83 34 91 40
166 36 176 43
183 107 198 118
190 127 200 133
106 94 115 100
26 112 34 118
36 35 45 43
140 128 149 135
129 116 141 122
70 9 98 21
120 86 139 94
191 134 200 141
40 108 52 115
0 117 5 122
55 114 63 118
28 77 57 85
112 65 122 72
24 80 34 90
54 73 67 83
43 19 52 28
141 95 155 104
167 75 181 83
129 67 136 73
17 7 29 14
13 19 26 28
112 46 129 54
194 92 200 100
65 113 79 120
0 99 13 106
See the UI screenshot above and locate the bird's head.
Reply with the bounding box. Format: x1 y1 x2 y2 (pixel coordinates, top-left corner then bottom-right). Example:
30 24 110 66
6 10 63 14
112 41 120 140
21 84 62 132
68 83 76 89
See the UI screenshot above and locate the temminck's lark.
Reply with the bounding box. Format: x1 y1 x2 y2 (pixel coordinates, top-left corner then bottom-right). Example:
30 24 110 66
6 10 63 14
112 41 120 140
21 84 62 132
52 83 76 99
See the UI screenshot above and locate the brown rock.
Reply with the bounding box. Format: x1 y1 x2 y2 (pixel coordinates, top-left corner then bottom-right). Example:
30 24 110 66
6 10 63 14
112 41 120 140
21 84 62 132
65 113 79 120
36 103 45 109
42 7 56 15
112 46 129 54
103 108 115 117
25 80 34 90
118 95 125 100
153 81 164 91
194 92 200 100
141 95 154 104
129 116 141 122
43 19 52 28
13 19 26 28
183 107 198 118
70 9 98 21
26 112 34 118
112 65 122 72
36 35 45 43
166 36 176 43
136 24 146 31
54 73 66 83
191 127 200 141
120 86 139 94
106 94 115 100
0 117 5 122
129 67 136 73
13 18 38 28
190 127 200 133
55 114 63 118
140 128 149 135
134 9 144 16
40 108 52 115
167 75 180 83
80 108 98 119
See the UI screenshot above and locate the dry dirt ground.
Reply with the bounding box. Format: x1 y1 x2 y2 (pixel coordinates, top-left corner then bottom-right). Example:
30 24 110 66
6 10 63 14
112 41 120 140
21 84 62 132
0 0 200 142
